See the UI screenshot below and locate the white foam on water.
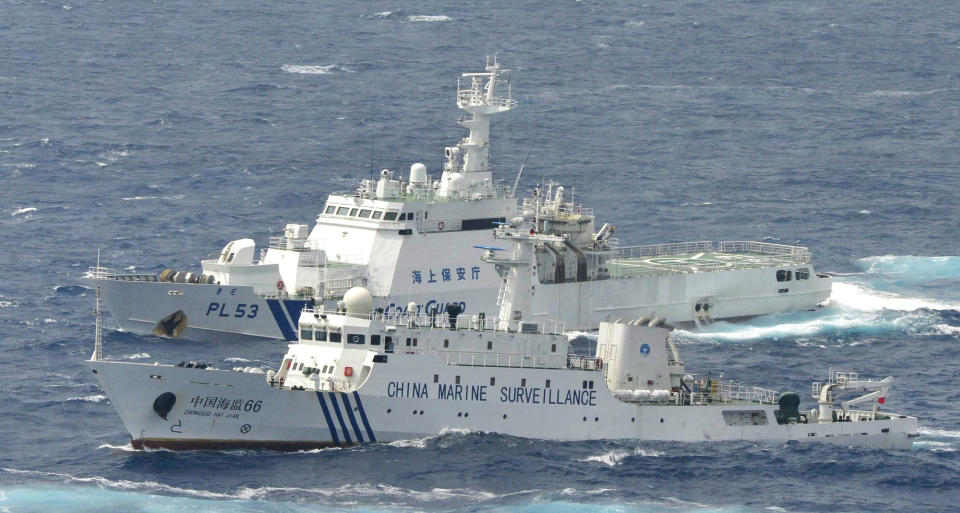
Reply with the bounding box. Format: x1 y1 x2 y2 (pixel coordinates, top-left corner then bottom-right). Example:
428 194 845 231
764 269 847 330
66 395 108 403
0 468 235 500
122 353 150 360
625 20 645 28
234 482 498 503
829 281 960 312
11 207 37 216
0 300 18 308
854 255 960 282
577 447 662 467
914 441 957 452
407 15 452 22
859 209 871 214
121 194 184 201
97 443 139 452
374 11 392 17
281 64 354 75
918 427 960 439
224 357 252 363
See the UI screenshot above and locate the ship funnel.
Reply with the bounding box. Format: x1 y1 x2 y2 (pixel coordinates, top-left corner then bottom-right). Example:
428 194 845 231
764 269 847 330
343 287 373 318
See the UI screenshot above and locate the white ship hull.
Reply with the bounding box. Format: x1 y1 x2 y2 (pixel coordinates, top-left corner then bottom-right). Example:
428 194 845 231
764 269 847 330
522 266 832 328
88 277 501 343
86 259 831 343
88 356 916 450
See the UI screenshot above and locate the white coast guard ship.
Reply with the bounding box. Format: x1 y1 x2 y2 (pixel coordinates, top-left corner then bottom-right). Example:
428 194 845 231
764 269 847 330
88 286 917 450
84 56 831 343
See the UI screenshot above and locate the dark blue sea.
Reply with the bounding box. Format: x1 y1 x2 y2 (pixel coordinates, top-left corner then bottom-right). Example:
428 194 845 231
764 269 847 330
2 1 959 511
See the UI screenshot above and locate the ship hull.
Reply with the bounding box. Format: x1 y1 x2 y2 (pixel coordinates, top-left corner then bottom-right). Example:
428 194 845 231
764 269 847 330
524 267 832 328
88 356 917 450
85 278 500 343
86 266 831 343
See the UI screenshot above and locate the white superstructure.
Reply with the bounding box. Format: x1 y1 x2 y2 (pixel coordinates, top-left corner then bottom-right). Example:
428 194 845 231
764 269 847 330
483 183 832 328
84 57 832 344
88 286 918 450
85 57 519 342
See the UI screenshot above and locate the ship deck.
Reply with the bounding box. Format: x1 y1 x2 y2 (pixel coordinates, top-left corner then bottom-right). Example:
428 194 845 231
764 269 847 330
605 241 811 277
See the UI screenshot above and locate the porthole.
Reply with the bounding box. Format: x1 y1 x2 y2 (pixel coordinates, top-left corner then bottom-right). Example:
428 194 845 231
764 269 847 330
419 410 424 415
594 417 599 422
458 412 462 417
503 414 508 419
631 417 635 422
660 418 664 423
582 416 587 422
387 409 392 414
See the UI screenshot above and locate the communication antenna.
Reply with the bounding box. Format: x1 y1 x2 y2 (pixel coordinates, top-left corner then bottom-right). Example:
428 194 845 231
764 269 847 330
511 126 541 198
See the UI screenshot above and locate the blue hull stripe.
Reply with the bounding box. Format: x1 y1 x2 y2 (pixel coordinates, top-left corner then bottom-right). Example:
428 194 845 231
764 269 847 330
353 391 376 442
339 392 364 443
327 392 353 444
315 392 340 445
266 299 297 341
283 299 307 320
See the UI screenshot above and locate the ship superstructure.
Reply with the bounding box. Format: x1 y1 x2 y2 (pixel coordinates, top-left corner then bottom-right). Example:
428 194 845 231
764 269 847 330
483 183 832 328
89 286 917 450
85 56 519 342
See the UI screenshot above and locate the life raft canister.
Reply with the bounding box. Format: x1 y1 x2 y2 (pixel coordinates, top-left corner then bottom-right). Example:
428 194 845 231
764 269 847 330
277 280 285 290
344 366 354 377
437 221 445 231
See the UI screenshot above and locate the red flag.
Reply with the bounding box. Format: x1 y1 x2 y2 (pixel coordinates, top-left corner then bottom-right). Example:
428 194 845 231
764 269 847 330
878 397 885 404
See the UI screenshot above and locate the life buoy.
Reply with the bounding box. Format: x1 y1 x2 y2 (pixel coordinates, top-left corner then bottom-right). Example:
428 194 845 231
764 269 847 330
437 221 445 231
344 366 354 377
277 280 285 290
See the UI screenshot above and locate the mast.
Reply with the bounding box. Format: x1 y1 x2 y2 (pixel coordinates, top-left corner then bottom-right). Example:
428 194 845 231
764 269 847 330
437 55 517 199
92 250 102 361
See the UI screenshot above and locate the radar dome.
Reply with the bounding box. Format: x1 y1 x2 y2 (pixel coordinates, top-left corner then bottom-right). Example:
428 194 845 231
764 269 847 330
343 287 373 318
409 163 427 183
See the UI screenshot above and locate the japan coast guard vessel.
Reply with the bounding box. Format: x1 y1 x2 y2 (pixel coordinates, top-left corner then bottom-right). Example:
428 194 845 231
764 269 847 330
84 56 831 344
88 286 918 450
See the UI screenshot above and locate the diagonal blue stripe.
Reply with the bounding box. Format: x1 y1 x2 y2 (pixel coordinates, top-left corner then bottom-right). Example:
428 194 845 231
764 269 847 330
353 391 376 442
327 392 353 444
339 392 364 443
266 299 298 341
316 392 340 445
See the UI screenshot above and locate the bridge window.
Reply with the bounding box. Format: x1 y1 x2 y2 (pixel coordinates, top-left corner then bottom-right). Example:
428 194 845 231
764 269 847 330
359 209 372 218
347 333 365 344
300 328 313 340
372 211 383 220
385 336 394 353
370 334 381 346
796 268 810 280
315 330 326 341
349 208 358 216
324 205 335 214
776 269 792 282
336 207 350 216
384 212 398 221
328 332 341 343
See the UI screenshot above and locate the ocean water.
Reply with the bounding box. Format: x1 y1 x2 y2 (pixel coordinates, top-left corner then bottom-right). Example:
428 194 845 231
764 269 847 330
2 0 959 511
